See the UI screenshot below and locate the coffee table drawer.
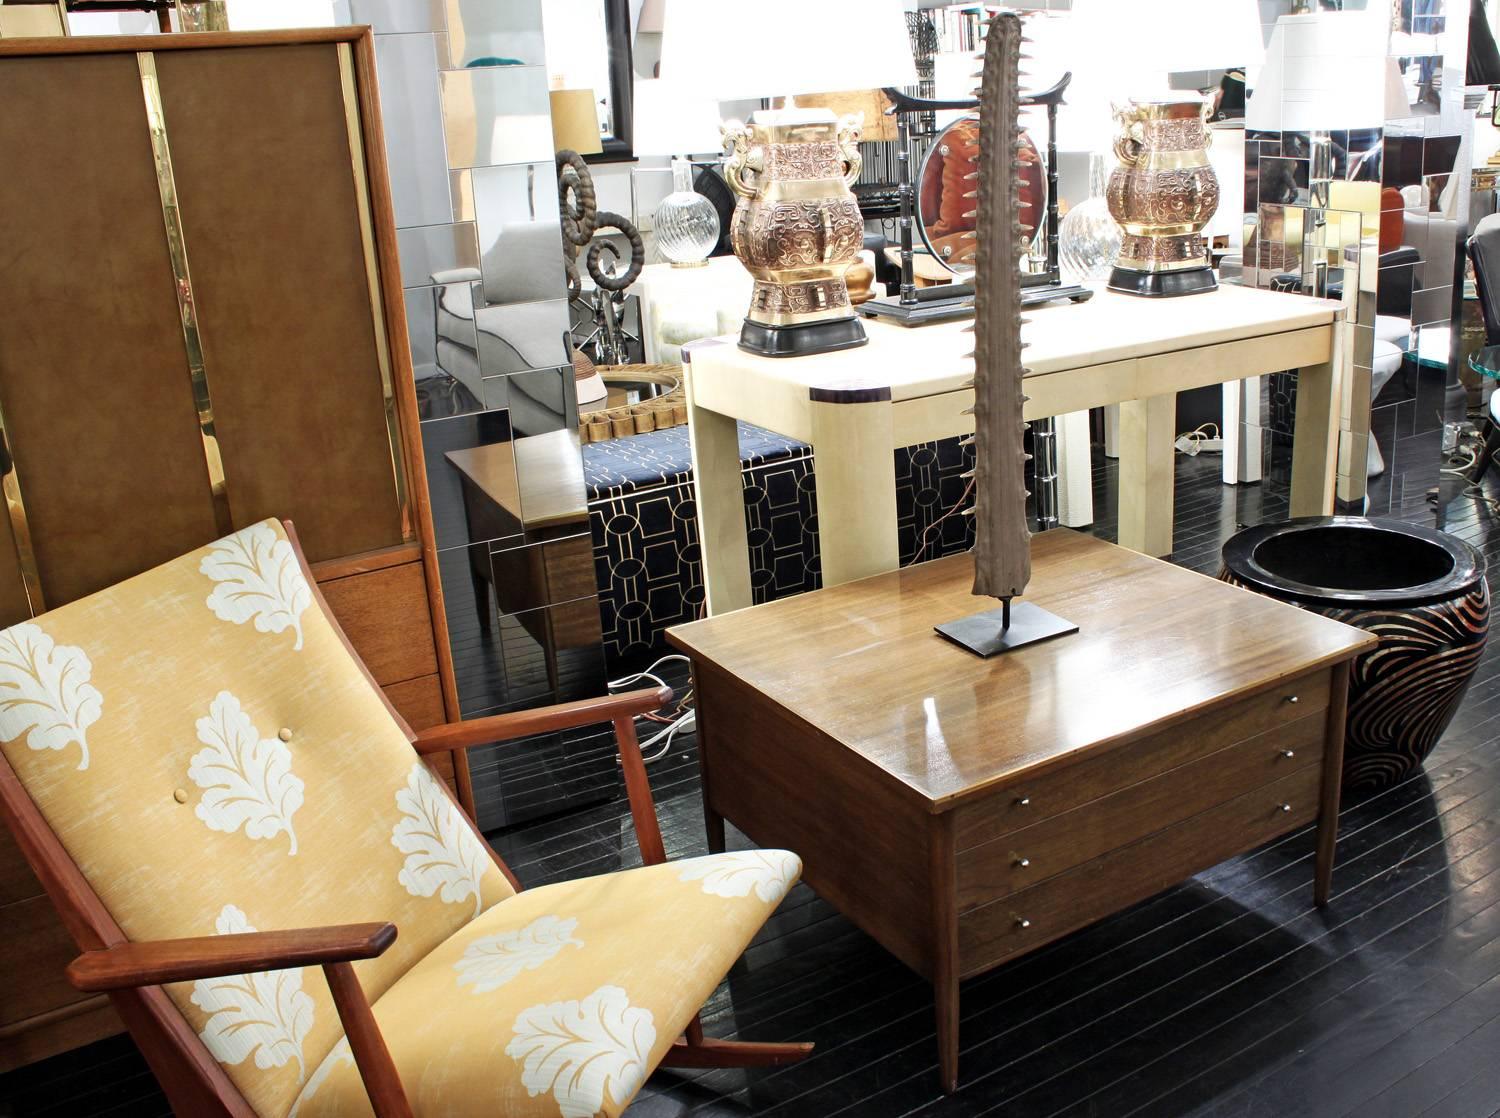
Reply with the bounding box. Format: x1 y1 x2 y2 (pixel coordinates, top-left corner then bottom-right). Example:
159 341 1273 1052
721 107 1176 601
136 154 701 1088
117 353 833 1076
955 710 1325 908
953 668 1329 851
957 763 1322 977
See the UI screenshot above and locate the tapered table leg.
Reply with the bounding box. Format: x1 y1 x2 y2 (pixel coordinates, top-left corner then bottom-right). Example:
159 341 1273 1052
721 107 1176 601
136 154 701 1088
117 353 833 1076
1315 661 1351 907
930 814 960 1093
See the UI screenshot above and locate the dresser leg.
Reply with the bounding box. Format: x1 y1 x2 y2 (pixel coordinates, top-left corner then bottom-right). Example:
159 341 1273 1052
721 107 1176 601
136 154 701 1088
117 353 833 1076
692 661 727 854
1315 661 1352 907
935 974 960 1093
706 806 726 854
930 813 960 1092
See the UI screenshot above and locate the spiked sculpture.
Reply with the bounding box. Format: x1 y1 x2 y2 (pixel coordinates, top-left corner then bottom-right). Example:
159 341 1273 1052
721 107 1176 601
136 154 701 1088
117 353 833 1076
935 11 1078 657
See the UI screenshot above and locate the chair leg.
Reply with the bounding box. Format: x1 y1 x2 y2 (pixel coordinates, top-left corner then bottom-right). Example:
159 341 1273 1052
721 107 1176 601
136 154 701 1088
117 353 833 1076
1473 420 1500 485
658 1012 813 1069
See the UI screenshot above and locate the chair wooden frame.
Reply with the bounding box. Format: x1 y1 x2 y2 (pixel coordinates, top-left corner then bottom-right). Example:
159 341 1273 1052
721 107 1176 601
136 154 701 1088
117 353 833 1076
0 521 810 1118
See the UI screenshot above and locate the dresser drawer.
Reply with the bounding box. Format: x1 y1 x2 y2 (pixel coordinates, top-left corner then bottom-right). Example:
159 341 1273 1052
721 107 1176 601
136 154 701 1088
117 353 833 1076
957 763 1323 977
953 668 1329 851
955 711 1325 909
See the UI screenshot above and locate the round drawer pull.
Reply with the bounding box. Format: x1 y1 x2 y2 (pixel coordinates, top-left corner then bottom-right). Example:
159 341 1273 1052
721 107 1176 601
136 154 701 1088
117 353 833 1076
1284 695 1300 705
1015 795 1031 807
1015 916 1031 930
1014 856 1031 869
1280 802 1293 813
1281 749 1296 759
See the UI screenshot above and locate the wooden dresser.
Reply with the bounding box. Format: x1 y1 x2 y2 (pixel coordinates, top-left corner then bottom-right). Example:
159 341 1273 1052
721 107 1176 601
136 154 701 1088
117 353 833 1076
667 531 1376 1092
0 30 468 1070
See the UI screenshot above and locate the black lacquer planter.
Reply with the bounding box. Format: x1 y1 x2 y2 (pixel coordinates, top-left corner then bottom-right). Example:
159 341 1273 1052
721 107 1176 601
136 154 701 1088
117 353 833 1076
1221 517 1489 793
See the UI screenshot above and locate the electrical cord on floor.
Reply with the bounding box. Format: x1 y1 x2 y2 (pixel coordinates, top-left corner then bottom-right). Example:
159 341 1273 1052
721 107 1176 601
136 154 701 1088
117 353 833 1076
608 654 695 764
1174 422 1222 456
1428 425 1500 519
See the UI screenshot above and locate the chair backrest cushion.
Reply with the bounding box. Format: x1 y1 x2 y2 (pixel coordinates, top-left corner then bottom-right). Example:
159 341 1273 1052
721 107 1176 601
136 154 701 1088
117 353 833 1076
0 520 514 1118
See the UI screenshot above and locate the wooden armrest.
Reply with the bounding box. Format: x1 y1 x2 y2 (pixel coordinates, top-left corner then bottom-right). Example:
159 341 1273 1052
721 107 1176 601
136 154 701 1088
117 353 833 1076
413 686 674 868
67 923 397 993
411 686 673 755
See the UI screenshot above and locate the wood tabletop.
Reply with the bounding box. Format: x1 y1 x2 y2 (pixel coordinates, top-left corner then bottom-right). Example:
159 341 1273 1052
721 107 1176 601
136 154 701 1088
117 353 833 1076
667 531 1375 811
683 283 1342 405
443 429 588 532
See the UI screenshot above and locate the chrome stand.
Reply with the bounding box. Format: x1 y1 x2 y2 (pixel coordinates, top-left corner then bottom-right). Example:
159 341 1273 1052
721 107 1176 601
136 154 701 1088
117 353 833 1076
1032 417 1060 531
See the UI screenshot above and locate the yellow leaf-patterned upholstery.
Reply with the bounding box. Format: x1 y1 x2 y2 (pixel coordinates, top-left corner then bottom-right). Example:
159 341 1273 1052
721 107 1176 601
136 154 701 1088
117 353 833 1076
0 520 801 1118
0 520 514 1117
291 851 800 1117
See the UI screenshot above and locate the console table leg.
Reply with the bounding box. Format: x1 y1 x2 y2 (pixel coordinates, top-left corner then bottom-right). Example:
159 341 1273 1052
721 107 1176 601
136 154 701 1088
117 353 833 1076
1315 660 1351 907
686 366 754 616
930 814 960 1093
1118 393 1175 557
809 398 899 588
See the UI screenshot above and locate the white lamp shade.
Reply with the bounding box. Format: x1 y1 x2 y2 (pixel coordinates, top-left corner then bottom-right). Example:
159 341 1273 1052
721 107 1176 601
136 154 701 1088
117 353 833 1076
633 79 725 156
1023 11 1155 152
659 0 916 103
1248 13 1407 132
1068 0 1264 73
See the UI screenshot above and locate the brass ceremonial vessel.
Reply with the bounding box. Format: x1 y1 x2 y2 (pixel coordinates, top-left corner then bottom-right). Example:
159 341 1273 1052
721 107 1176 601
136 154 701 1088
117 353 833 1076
723 108 868 357
1106 95 1220 297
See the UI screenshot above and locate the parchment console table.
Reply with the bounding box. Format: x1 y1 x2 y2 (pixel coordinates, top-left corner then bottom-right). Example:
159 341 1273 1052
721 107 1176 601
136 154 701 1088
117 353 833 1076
684 284 1348 616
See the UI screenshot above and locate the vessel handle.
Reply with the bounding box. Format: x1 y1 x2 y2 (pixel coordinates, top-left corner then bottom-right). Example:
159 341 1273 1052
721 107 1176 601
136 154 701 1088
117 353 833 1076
1111 103 1148 169
838 113 864 187
722 121 761 199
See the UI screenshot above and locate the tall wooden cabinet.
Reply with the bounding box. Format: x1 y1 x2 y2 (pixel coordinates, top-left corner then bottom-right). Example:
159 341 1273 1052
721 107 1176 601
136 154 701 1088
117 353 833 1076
0 28 469 1069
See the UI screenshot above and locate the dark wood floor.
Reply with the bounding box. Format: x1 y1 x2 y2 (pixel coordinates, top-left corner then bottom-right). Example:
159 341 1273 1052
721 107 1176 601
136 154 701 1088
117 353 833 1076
6 425 1500 1118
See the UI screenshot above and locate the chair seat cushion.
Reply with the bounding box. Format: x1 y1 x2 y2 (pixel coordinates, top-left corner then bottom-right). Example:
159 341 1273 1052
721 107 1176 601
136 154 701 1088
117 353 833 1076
292 850 802 1118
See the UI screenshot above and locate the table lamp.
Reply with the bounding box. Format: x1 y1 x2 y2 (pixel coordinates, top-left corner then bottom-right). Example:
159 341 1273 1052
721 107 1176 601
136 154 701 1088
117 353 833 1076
660 0 916 357
633 78 725 268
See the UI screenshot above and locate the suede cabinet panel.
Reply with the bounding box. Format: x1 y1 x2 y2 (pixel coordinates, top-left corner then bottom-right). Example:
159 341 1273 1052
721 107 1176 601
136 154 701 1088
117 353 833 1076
0 52 226 610
153 45 405 565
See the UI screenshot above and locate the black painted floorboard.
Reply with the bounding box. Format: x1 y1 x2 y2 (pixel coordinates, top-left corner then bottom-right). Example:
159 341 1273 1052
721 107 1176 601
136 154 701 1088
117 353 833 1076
5 428 1499 1118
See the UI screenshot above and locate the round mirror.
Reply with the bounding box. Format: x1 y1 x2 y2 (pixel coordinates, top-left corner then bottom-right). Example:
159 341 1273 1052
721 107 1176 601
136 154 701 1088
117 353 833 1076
917 117 1046 278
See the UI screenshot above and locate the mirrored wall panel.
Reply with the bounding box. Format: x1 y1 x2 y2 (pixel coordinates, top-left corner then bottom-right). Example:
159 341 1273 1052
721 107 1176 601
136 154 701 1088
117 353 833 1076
441 65 553 169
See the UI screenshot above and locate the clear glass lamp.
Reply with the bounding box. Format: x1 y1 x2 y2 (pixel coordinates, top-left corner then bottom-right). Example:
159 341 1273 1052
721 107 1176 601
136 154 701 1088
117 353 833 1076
655 158 720 268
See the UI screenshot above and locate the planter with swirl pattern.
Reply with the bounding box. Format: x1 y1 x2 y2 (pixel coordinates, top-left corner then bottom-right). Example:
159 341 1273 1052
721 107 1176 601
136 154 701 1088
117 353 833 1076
1221 517 1488 794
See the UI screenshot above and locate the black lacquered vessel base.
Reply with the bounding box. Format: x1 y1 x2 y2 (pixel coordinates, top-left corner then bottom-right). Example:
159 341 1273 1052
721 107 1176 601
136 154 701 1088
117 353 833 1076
739 316 869 358
1107 265 1218 298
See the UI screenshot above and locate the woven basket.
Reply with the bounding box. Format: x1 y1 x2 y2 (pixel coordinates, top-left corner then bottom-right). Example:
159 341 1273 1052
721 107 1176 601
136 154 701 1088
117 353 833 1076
579 363 688 444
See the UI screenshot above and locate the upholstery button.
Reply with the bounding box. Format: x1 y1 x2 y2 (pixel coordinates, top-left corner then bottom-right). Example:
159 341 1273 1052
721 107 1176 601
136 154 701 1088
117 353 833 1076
278 728 293 742
173 788 188 804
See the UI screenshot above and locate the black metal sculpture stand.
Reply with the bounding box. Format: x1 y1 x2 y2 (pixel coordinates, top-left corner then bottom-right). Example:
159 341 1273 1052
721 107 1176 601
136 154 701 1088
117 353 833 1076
935 594 1077 657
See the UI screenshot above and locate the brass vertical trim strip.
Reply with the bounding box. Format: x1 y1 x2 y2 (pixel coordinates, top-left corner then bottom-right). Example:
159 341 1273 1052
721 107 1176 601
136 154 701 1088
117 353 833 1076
337 43 413 541
0 400 45 616
138 51 234 537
